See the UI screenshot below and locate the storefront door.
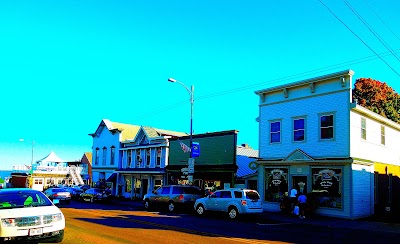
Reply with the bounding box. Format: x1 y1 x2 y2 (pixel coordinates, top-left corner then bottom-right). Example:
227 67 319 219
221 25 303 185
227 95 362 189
142 179 148 196
292 176 307 194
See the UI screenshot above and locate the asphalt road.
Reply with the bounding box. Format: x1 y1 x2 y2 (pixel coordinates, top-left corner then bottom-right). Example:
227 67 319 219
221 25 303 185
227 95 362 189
53 200 400 244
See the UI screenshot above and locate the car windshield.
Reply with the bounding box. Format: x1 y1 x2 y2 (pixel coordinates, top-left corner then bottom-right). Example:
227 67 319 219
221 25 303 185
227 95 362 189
0 191 53 209
245 191 260 200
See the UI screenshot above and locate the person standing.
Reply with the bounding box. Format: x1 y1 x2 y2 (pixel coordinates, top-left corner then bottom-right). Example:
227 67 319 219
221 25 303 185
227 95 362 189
298 192 307 219
289 187 298 213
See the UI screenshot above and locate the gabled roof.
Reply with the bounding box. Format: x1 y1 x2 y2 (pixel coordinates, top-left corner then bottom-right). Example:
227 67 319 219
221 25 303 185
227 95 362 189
236 146 259 178
81 152 92 164
128 125 187 144
283 149 314 161
109 121 141 141
36 151 65 163
90 119 141 141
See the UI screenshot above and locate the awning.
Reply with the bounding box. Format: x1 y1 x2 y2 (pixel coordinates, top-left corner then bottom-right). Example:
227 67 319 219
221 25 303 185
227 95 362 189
106 173 117 182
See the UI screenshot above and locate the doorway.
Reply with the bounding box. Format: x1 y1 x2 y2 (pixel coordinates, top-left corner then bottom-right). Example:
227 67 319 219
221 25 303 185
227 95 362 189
142 179 149 196
292 176 307 194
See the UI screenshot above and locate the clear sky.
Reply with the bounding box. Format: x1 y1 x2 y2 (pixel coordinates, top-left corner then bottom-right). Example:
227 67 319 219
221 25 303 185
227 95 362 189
1 0 400 170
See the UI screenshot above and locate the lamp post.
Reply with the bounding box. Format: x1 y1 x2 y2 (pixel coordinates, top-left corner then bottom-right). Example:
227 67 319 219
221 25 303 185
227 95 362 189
19 138 35 170
168 78 194 183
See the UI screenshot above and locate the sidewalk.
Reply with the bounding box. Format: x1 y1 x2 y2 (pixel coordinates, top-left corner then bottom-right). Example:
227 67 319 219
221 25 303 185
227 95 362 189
112 198 400 234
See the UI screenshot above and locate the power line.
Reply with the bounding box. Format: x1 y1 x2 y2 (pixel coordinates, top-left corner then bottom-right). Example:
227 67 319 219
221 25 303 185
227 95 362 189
135 49 400 120
343 0 400 62
319 0 400 77
364 0 400 44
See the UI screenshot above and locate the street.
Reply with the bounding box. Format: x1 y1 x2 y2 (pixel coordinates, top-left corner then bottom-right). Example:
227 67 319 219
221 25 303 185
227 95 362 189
52 200 400 244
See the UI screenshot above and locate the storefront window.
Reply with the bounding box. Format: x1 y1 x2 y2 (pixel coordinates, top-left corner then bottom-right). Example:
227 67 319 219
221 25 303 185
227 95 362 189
311 168 342 209
265 168 288 202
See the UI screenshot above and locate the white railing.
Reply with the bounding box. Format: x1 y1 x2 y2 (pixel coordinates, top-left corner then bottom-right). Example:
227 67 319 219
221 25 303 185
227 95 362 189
69 165 84 185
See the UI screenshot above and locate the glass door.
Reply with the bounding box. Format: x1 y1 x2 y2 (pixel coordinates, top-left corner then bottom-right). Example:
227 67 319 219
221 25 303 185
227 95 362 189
292 176 307 194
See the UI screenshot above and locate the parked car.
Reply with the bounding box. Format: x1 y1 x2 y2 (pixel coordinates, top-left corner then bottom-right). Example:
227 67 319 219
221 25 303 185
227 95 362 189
0 188 65 242
44 188 72 204
143 185 204 212
64 187 84 199
194 188 263 219
80 188 111 203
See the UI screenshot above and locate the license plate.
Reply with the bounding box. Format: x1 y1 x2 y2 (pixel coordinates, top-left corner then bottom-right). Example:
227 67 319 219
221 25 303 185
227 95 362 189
53 199 60 204
29 228 43 236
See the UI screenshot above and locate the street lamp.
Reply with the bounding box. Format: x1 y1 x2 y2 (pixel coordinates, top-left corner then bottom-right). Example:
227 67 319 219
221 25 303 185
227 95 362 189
19 138 35 169
168 78 194 183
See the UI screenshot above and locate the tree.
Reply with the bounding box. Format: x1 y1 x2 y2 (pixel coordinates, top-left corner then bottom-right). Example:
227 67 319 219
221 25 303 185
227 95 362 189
353 78 400 123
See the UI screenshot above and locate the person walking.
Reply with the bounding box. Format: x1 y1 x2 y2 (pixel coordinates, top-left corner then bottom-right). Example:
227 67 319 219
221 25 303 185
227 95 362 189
297 192 307 219
289 187 298 213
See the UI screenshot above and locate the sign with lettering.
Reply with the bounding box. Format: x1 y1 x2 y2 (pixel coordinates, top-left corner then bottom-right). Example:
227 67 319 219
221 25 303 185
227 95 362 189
191 142 200 157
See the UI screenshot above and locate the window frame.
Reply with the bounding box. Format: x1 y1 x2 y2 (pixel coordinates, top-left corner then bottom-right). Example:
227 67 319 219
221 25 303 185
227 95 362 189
381 125 385 145
311 167 343 209
156 148 162 167
146 148 151 168
293 117 306 142
136 149 142 168
269 120 282 144
127 150 132 168
361 117 366 140
95 148 99 165
319 113 335 140
110 146 115 165
102 147 107 165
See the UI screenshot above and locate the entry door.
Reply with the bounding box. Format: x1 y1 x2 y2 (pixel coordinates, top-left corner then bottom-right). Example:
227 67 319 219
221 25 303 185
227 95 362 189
142 179 149 196
292 176 307 194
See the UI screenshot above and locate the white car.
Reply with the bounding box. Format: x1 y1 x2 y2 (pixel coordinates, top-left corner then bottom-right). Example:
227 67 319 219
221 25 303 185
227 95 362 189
0 188 65 242
194 188 263 219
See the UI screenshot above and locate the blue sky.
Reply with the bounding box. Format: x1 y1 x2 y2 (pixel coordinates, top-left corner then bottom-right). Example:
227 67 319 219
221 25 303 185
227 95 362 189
1 0 400 169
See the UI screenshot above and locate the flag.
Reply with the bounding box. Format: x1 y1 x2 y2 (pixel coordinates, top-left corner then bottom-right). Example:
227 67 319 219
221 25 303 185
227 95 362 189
179 140 191 153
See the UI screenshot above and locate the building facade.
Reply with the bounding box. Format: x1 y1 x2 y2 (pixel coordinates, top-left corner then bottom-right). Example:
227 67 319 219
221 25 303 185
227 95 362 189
166 130 239 191
89 119 140 194
254 70 400 219
116 126 186 199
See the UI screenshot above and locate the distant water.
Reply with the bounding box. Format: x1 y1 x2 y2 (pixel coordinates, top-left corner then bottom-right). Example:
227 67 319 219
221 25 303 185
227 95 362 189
0 170 12 179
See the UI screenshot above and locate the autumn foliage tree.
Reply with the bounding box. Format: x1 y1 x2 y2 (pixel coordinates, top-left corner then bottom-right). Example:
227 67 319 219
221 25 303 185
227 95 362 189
353 78 400 123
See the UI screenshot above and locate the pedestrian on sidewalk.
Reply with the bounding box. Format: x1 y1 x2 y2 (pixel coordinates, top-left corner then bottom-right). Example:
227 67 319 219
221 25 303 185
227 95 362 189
298 191 307 219
289 187 298 213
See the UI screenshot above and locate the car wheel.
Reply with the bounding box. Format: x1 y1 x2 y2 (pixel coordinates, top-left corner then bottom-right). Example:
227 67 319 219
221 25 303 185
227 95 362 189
228 207 239 219
196 204 205 216
144 200 150 210
168 201 175 212
52 229 64 243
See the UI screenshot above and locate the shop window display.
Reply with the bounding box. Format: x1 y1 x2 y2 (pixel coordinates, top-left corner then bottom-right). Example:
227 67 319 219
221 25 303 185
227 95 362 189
265 169 288 202
311 168 342 209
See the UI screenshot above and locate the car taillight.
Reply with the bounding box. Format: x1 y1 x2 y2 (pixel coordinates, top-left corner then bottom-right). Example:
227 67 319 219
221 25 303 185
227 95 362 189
241 200 247 206
179 194 184 200
53 193 58 197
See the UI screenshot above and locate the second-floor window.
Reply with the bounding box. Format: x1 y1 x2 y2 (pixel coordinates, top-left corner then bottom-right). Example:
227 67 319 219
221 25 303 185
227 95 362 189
136 150 142 167
102 147 107 165
156 148 161 167
293 118 305 142
270 121 281 143
361 118 366 140
381 126 385 145
146 149 151 167
320 114 334 140
110 146 115 165
95 148 99 165
127 150 132 168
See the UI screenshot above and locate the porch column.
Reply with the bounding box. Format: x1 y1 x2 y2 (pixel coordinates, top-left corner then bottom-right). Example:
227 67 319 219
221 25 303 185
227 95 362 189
257 165 265 202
